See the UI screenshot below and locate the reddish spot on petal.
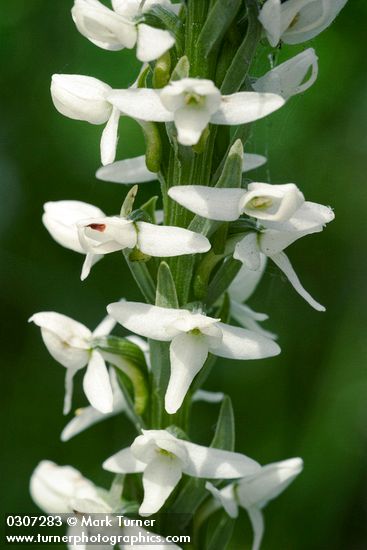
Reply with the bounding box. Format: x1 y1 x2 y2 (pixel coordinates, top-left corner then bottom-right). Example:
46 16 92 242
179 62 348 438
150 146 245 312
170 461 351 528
88 223 106 232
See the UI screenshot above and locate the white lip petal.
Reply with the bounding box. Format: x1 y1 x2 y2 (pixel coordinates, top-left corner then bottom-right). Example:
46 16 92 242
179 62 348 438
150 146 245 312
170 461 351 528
63 367 79 415
107 301 184 341
83 350 114 413
96 155 156 184
168 186 245 221
136 24 175 62
165 333 209 414
174 106 211 146
213 322 280 360
270 251 325 311
139 455 182 516
108 89 173 122
136 221 211 257
247 507 265 550
211 92 285 125
100 106 120 166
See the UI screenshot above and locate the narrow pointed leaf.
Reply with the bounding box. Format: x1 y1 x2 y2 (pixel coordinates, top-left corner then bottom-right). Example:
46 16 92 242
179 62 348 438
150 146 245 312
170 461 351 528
120 185 138 217
123 249 156 304
171 56 190 81
156 261 179 309
197 0 241 56
206 513 236 550
210 395 235 451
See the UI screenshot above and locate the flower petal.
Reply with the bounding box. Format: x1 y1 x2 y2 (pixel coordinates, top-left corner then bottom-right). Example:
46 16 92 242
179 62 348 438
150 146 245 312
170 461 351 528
63 367 79 415
83 350 114 413
174 106 211 146
243 154 267 173
168 186 245 221
165 333 209 414
108 89 173 122
29 312 91 369
237 458 303 509
42 200 105 253
212 322 280 360
107 301 182 341
258 0 283 47
205 482 239 518
51 74 112 124
100 106 120 166
230 301 277 340
212 92 285 125
233 233 262 271
247 507 265 550
139 455 183 516
136 221 211 257
192 390 225 404
103 447 146 473
270 251 325 311
136 24 175 62
181 442 261 478
253 48 318 100
81 252 103 281
241 182 305 222
96 155 156 184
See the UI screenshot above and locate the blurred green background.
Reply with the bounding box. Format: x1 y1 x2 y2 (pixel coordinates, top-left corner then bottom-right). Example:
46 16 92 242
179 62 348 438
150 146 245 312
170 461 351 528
1 1 367 548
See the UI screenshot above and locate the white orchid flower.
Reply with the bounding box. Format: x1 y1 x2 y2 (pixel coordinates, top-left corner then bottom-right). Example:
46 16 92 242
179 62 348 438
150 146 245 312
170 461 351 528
233 201 335 311
108 78 285 146
206 458 303 550
107 301 280 414
30 460 113 514
103 429 261 516
168 182 305 222
95 152 267 185
76 214 210 273
61 368 126 441
51 74 120 166
42 199 210 280
29 312 116 414
228 256 276 340
259 0 348 47
253 48 318 100
71 0 175 62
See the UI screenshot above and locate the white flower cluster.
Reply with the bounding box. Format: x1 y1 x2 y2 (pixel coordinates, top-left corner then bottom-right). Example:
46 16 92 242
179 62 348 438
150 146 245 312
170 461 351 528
30 1 347 549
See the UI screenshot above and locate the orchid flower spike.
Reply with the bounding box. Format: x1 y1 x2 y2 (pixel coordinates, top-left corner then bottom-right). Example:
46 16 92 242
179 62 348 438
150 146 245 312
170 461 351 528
168 182 305 223
51 74 120 165
228 256 277 340
206 458 303 550
71 0 175 61
103 429 261 516
107 301 280 414
29 312 116 414
259 0 348 47
253 48 319 100
108 78 285 146
96 152 267 185
42 199 210 280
